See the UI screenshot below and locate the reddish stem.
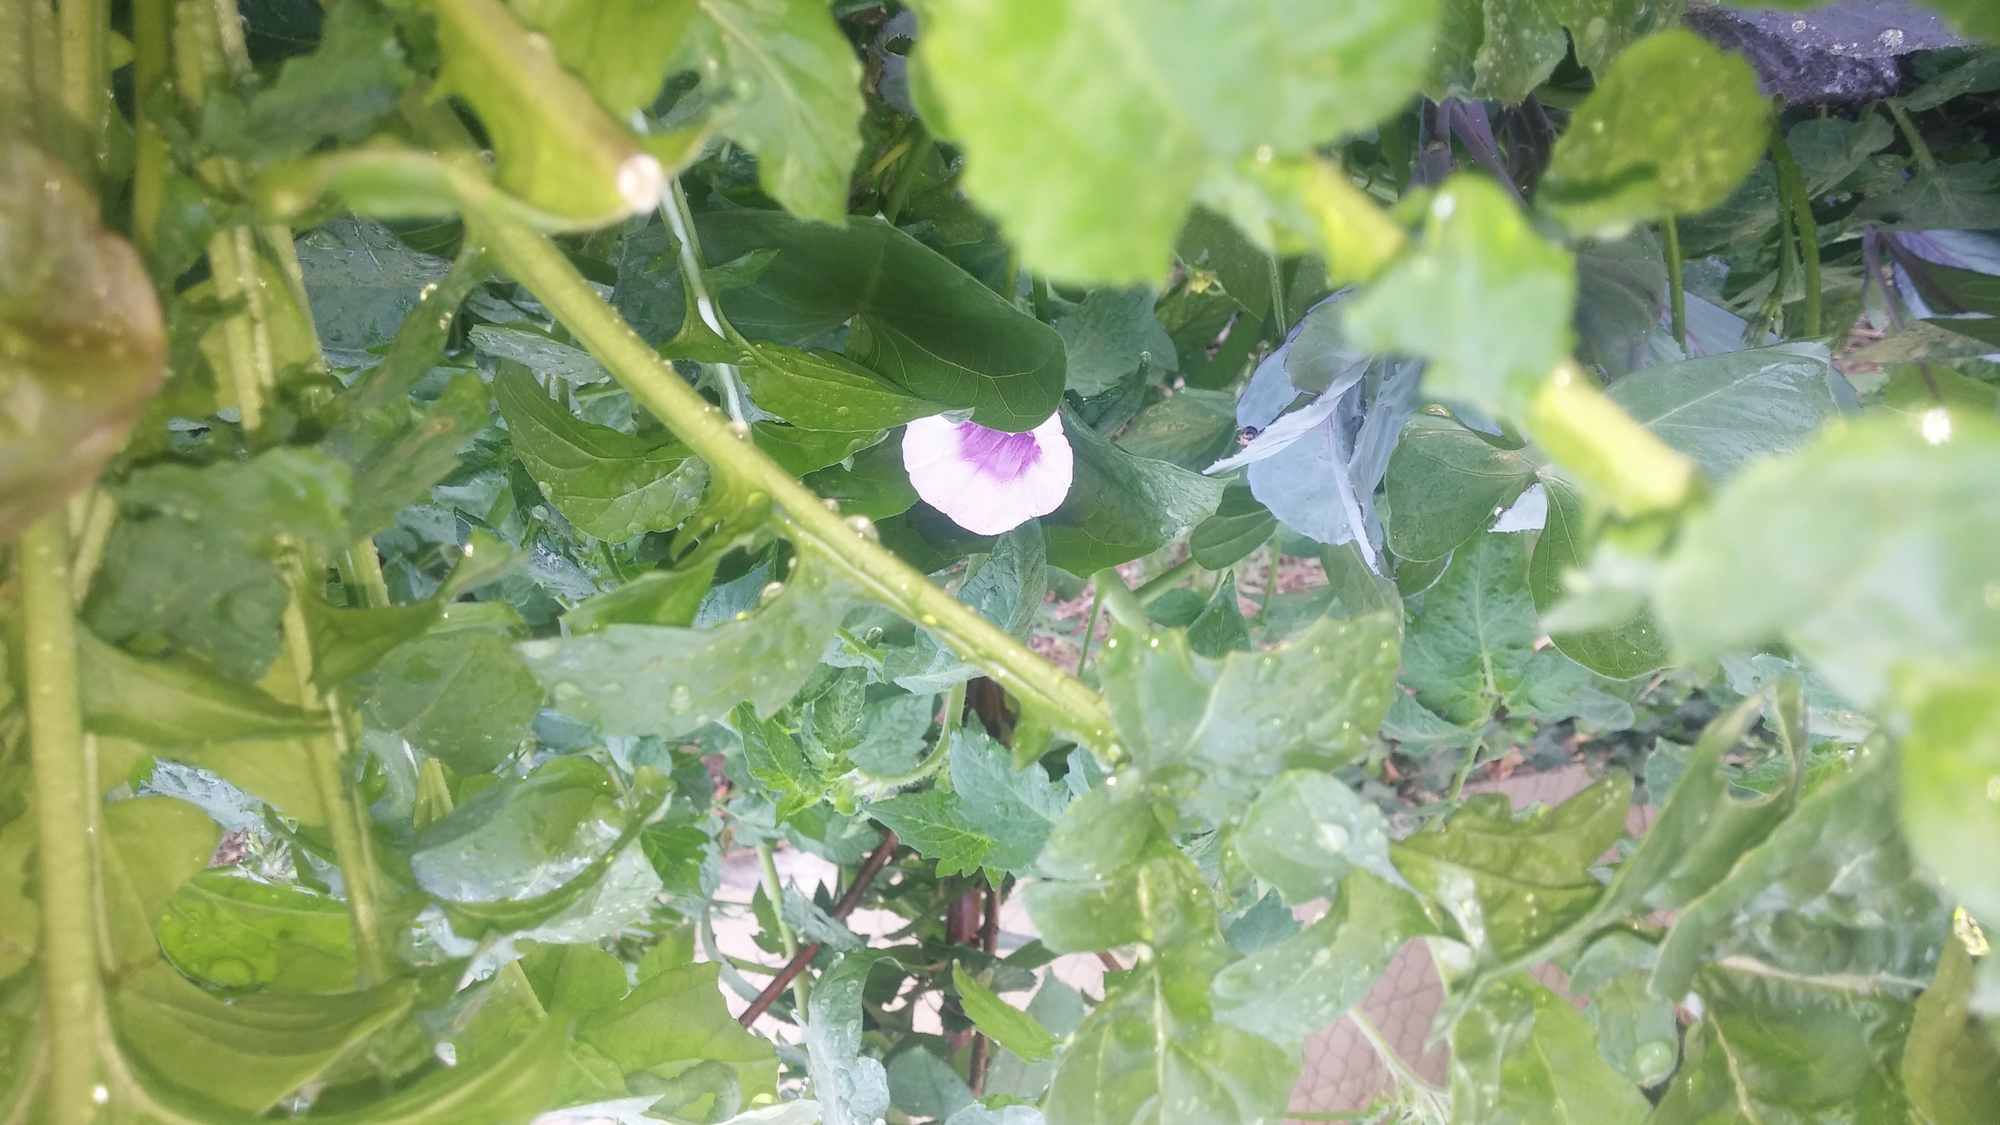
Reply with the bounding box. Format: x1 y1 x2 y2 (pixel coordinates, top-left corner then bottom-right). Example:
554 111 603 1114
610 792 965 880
736 831 900 1027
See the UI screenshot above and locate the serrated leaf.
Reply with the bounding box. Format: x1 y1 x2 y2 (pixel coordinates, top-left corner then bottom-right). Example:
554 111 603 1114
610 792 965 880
1539 29 1771 237
1447 973 1649 1125
1211 871 1430 1043
1391 775 1632 963
694 210 1065 431
869 788 992 878
952 963 1057 1062
1233 770 1399 904
495 364 708 541
1099 602 1399 821
1346 175 1575 417
521 550 852 738
910 0 1440 282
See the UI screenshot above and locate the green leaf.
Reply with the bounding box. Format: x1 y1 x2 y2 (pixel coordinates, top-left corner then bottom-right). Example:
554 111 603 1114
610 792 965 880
156 871 357 994
1539 29 1771 237
1185 573 1250 658
1384 413 1538 562
1040 928 1288 1120
1858 160 2000 231
1399 530 1536 725
1098 600 1399 821
1233 770 1400 904
0 139 166 537
1897 666 2000 928
1901 932 2000 1123
952 963 1058 1062
806 953 892 1125
868 788 992 879
521 550 852 738
756 423 886 477
508 0 696 114
356 630 542 773
1606 342 1848 479
101 797 223 974
115 448 353 553
495 363 709 541
1054 289 1176 396
1345 174 1576 416
1654 414 2000 706
308 1008 569 1124
1651 965 1914 1124
199 0 411 160
77 631 327 744
333 371 491 539
296 218 451 361
1034 785 1160 883
736 343 933 432
565 557 718 633
574 961 778 1115
1391 775 1632 963
738 704 829 820
1119 387 1239 468
1527 477 1669 679
1211 871 1431 1043
1187 482 1276 570
1429 0 1689 103
695 210 1065 431
1042 408 1226 575
1447 973 1649 1125
433 0 665 224
1652 751 1947 1002
803 436 918 521
111 963 418 1114
680 0 863 223
949 726 1069 877
1022 852 1208 955
909 0 1440 282
304 597 446 688
1566 933 1679 1087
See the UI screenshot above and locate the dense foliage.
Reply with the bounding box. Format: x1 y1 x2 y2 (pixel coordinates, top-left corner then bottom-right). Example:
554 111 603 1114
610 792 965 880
3 0 1999 1122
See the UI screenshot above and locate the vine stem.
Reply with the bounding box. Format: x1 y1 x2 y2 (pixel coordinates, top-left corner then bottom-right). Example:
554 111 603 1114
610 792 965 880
659 179 749 425
22 514 104 1125
1662 215 1686 351
1884 99 1937 172
755 844 810 1013
57 0 108 173
462 194 1120 760
738 831 900 1027
1769 130 1823 338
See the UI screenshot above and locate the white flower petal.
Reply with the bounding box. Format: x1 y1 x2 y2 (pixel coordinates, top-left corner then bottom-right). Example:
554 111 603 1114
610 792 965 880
900 412 1073 535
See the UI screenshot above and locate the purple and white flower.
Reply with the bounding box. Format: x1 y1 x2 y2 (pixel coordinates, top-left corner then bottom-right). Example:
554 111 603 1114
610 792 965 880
901 413 1073 535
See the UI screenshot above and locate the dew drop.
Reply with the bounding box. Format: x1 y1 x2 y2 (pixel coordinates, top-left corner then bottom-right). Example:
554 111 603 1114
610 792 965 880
668 684 694 713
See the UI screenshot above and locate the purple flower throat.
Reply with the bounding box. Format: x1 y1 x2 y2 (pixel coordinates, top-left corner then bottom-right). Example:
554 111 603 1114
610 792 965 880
956 422 1042 482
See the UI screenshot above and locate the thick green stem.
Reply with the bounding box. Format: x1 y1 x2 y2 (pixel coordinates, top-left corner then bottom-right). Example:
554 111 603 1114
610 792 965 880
659 180 750 423
1135 556 1202 604
754 844 810 1013
58 0 109 173
1662 215 1686 350
1528 362 1695 517
1092 569 1147 631
22 514 104 1125
1770 131 1823 338
463 194 1119 760
1884 100 1937 172
130 0 171 246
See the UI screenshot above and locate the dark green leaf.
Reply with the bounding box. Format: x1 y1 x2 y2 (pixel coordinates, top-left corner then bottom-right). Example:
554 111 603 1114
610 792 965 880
868 789 992 879
1527 477 1669 679
1042 407 1226 575
952 962 1057 1062
1187 482 1275 570
1055 289 1175 396
804 436 918 521
1539 29 1771 237
696 211 1065 431
739 344 933 432
1429 0 1689 103
1185 573 1250 657
1120 389 1240 471
84 518 290 682
1384 413 1538 562
199 0 411 160
495 364 708 541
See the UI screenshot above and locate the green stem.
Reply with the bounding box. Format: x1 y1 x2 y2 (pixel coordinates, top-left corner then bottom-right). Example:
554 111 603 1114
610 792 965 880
1261 545 1279 614
130 0 171 247
58 0 108 172
1135 556 1201 604
755 844 810 1013
22 514 104 1125
339 541 392 609
659 180 750 423
1662 215 1686 351
858 683 962 788
1770 131 1823 338
1447 732 1485 803
1265 252 1288 338
1074 585 1105 675
1884 100 1936 172
67 489 116 606
462 191 1120 761
883 131 934 226
1091 569 1147 631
